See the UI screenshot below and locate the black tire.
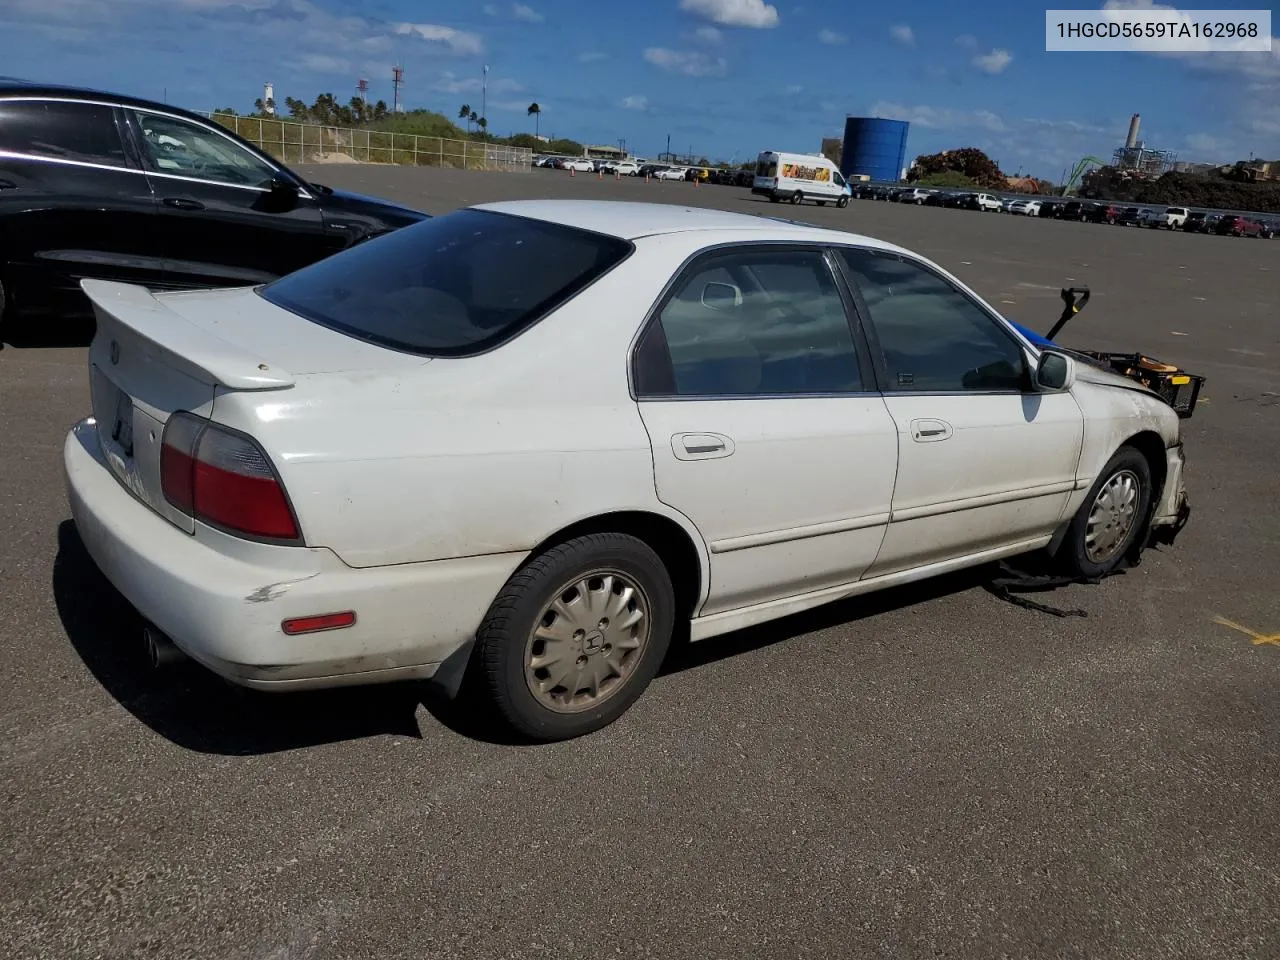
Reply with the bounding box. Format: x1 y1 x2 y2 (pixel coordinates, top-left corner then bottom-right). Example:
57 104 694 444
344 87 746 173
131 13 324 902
837 195 849 208
1058 445 1154 579
790 191 802 204
474 532 676 742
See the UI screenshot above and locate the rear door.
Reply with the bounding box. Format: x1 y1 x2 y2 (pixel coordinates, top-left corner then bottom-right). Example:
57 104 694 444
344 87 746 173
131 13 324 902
833 245 1084 577
632 242 899 616
0 97 161 309
121 107 336 287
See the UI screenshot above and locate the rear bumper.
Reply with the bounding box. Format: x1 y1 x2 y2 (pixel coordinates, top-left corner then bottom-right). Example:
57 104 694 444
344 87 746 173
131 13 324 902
63 417 524 691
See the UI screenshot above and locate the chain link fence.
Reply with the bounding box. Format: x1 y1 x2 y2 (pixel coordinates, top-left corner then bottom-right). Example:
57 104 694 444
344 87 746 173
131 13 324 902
206 113 533 172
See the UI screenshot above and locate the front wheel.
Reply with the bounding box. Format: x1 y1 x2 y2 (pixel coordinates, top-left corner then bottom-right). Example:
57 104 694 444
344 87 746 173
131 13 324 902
1058 445 1154 578
790 191 802 204
837 195 849 208
474 533 676 742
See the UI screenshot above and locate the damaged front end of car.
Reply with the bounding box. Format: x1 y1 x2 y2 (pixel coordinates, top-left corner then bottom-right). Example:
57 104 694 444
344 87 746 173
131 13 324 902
1010 286 1207 420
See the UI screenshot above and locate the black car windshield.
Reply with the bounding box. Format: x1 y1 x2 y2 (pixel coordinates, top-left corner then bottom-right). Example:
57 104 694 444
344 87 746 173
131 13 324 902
258 208 633 356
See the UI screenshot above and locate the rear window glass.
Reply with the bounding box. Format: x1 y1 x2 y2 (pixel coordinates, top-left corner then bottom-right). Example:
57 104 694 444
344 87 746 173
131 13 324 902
258 208 633 357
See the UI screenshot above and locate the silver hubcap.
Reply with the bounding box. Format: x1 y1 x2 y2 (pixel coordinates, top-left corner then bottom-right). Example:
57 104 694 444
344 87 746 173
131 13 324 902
524 570 650 714
1085 469 1141 563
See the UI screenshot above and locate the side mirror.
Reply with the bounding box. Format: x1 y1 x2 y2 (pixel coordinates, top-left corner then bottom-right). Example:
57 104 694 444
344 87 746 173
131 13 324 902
269 173 299 194
1036 350 1076 391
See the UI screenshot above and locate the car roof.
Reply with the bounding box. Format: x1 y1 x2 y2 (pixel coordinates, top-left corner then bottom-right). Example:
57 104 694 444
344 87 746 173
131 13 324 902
471 199 906 250
0 78 177 114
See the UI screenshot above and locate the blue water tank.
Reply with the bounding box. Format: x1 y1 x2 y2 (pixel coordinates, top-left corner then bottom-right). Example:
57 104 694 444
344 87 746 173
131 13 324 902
841 117 910 183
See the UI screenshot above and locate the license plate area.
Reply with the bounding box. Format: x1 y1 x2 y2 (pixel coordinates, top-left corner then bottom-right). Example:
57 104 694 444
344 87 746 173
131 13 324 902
111 390 135 458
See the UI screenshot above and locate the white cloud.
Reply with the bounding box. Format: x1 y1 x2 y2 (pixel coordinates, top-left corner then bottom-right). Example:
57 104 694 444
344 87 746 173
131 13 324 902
293 53 353 74
954 33 977 48
394 22 484 56
869 101 1008 133
1183 132 1226 158
784 83 804 93
694 25 723 43
817 28 846 45
579 51 608 62
973 48 1013 74
643 46 729 77
678 0 779 29
433 72 523 94
890 24 914 46
512 3 543 22
621 95 650 110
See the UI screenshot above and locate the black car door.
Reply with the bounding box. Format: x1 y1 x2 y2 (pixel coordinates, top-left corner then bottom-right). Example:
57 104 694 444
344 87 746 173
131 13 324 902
121 107 337 288
0 97 161 314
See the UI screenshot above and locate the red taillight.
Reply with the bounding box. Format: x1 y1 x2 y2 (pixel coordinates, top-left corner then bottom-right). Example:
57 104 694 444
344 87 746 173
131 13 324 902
281 611 357 635
160 412 301 543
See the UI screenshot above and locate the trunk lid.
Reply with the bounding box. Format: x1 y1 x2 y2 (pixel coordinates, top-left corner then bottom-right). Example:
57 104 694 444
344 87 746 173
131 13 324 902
81 279 426 533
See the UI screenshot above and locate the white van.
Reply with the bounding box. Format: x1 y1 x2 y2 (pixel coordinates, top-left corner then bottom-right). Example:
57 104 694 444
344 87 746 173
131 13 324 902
752 151 851 207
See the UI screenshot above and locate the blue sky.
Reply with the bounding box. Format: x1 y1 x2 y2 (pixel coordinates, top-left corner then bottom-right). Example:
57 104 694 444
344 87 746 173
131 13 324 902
1 0 1276 180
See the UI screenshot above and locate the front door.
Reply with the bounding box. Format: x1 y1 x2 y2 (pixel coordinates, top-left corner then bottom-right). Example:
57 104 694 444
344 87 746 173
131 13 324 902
0 98 161 312
832 246 1085 577
123 108 333 288
632 243 899 616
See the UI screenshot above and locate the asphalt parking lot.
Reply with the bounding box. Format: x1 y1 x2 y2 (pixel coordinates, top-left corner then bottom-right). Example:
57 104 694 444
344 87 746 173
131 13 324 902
2 163 1278 960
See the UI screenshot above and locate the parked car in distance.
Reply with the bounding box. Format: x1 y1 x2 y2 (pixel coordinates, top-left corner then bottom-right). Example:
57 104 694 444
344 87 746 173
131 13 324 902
1215 214 1266 237
1182 211 1219 233
64 199 1192 742
970 193 1002 212
652 166 687 181
1009 199 1042 216
614 160 641 176
1117 207 1144 227
560 157 595 173
1089 204 1122 225
0 79 428 325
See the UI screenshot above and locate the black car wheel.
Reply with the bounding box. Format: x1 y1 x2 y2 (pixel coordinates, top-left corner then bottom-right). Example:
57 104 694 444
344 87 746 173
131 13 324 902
790 191 802 204
1058 445 1154 579
474 532 676 742
837 195 849 208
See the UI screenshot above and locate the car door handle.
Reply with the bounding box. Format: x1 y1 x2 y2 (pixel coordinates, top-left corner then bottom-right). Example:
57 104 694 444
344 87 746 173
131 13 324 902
162 197 205 210
671 432 734 460
910 418 953 442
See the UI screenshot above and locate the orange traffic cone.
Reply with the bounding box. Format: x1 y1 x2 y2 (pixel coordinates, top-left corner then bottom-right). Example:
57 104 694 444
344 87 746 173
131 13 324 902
597 169 603 180
614 170 620 181
569 166 575 177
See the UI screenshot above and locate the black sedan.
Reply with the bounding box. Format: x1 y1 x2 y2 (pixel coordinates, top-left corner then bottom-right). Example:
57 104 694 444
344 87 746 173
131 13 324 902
0 79 428 325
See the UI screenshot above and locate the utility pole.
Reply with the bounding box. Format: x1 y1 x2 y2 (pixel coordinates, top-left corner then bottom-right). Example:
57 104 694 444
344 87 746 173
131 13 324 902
482 64 489 143
666 133 670 161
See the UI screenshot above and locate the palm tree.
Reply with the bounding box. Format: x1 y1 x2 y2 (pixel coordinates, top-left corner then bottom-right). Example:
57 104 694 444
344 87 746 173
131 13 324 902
458 103 472 133
527 102 542 139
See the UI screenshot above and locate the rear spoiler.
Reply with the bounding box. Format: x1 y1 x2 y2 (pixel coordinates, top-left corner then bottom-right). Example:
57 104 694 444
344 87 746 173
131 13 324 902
80 279 295 391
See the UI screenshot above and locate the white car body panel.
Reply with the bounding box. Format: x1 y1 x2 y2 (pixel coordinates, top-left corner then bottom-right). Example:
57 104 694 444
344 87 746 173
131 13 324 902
638 395 898 615
868 391 1084 575
65 199 1190 691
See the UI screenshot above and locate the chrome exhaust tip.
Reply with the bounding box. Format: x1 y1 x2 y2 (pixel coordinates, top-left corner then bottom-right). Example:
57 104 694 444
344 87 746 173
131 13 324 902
143 624 186 669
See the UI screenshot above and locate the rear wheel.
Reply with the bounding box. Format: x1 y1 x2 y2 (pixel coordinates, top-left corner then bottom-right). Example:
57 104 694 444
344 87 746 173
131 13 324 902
1059 445 1153 578
474 533 676 742
790 191 802 204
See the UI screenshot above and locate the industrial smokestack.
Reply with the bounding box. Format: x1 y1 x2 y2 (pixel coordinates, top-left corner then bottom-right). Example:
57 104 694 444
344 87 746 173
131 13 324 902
263 81 275 115
1126 113 1141 149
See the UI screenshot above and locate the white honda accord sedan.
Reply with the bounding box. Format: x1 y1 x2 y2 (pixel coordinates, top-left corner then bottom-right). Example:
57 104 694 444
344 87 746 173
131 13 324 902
63 200 1191 741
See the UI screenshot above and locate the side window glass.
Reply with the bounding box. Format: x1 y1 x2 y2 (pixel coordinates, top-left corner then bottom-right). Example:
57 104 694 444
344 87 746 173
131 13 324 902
0 100 127 166
130 111 277 188
649 248 863 397
837 247 1027 392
